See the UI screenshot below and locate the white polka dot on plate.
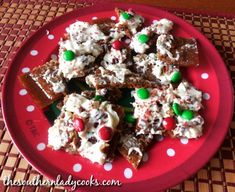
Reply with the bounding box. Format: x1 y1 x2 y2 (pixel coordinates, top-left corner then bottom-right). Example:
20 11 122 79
19 89 27 96
92 16 98 20
26 105 35 112
111 16 116 20
51 54 57 60
104 162 112 171
37 143 46 151
124 168 133 179
22 67 30 73
48 34 54 40
73 163 82 172
180 138 189 144
167 148 175 157
30 50 38 56
124 39 131 44
201 73 209 79
143 153 148 162
203 93 210 100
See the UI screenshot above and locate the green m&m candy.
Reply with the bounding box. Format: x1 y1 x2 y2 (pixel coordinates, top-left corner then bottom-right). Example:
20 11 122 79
137 88 149 99
63 50 75 61
138 34 149 44
181 110 194 120
124 113 136 124
121 12 131 20
171 71 181 83
94 95 105 102
172 103 182 115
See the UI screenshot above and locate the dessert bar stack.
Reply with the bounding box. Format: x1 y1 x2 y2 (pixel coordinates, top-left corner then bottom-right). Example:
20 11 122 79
20 8 204 168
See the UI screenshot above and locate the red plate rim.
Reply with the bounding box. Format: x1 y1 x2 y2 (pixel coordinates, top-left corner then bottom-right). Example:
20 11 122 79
1 2 234 191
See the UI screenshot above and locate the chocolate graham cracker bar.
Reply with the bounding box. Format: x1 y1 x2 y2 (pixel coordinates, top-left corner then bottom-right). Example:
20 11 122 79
92 18 116 35
157 34 199 67
19 60 67 109
85 67 161 89
58 21 108 80
109 8 145 39
81 88 122 103
133 53 180 84
48 93 124 164
118 133 150 169
132 81 204 140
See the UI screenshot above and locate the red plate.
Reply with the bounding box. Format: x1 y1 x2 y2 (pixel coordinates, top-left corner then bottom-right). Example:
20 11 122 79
2 3 233 192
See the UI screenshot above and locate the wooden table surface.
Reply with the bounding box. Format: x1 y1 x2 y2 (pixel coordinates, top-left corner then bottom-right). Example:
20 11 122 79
116 0 235 14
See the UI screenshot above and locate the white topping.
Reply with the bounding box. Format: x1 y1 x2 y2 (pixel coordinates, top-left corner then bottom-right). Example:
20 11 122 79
129 18 173 54
118 11 144 34
103 48 128 65
132 88 166 136
59 55 95 80
151 19 173 34
174 81 202 111
43 69 65 93
132 81 203 138
78 141 107 164
66 21 107 42
109 27 126 40
58 21 108 79
30 63 66 99
48 121 69 150
133 53 179 84
86 64 132 87
63 93 95 112
130 27 150 53
173 115 204 138
99 102 120 128
109 10 144 39
96 88 107 96
106 64 132 82
85 74 98 87
48 93 120 164
157 34 179 60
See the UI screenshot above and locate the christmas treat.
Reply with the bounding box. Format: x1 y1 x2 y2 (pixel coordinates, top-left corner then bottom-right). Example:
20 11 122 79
109 8 145 39
132 81 204 140
156 35 199 66
58 21 108 80
48 93 124 164
19 8 204 169
19 60 67 109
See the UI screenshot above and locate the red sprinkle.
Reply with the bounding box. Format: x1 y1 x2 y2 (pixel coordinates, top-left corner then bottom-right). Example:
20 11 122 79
112 40 123 50
162 117 176 130
73 117 85 132
98 126 113 141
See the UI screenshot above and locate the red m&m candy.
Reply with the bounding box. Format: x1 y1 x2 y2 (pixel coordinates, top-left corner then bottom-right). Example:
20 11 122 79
73 117 85 132
162 117 176 130
112 40 123 50
98 126 113 141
